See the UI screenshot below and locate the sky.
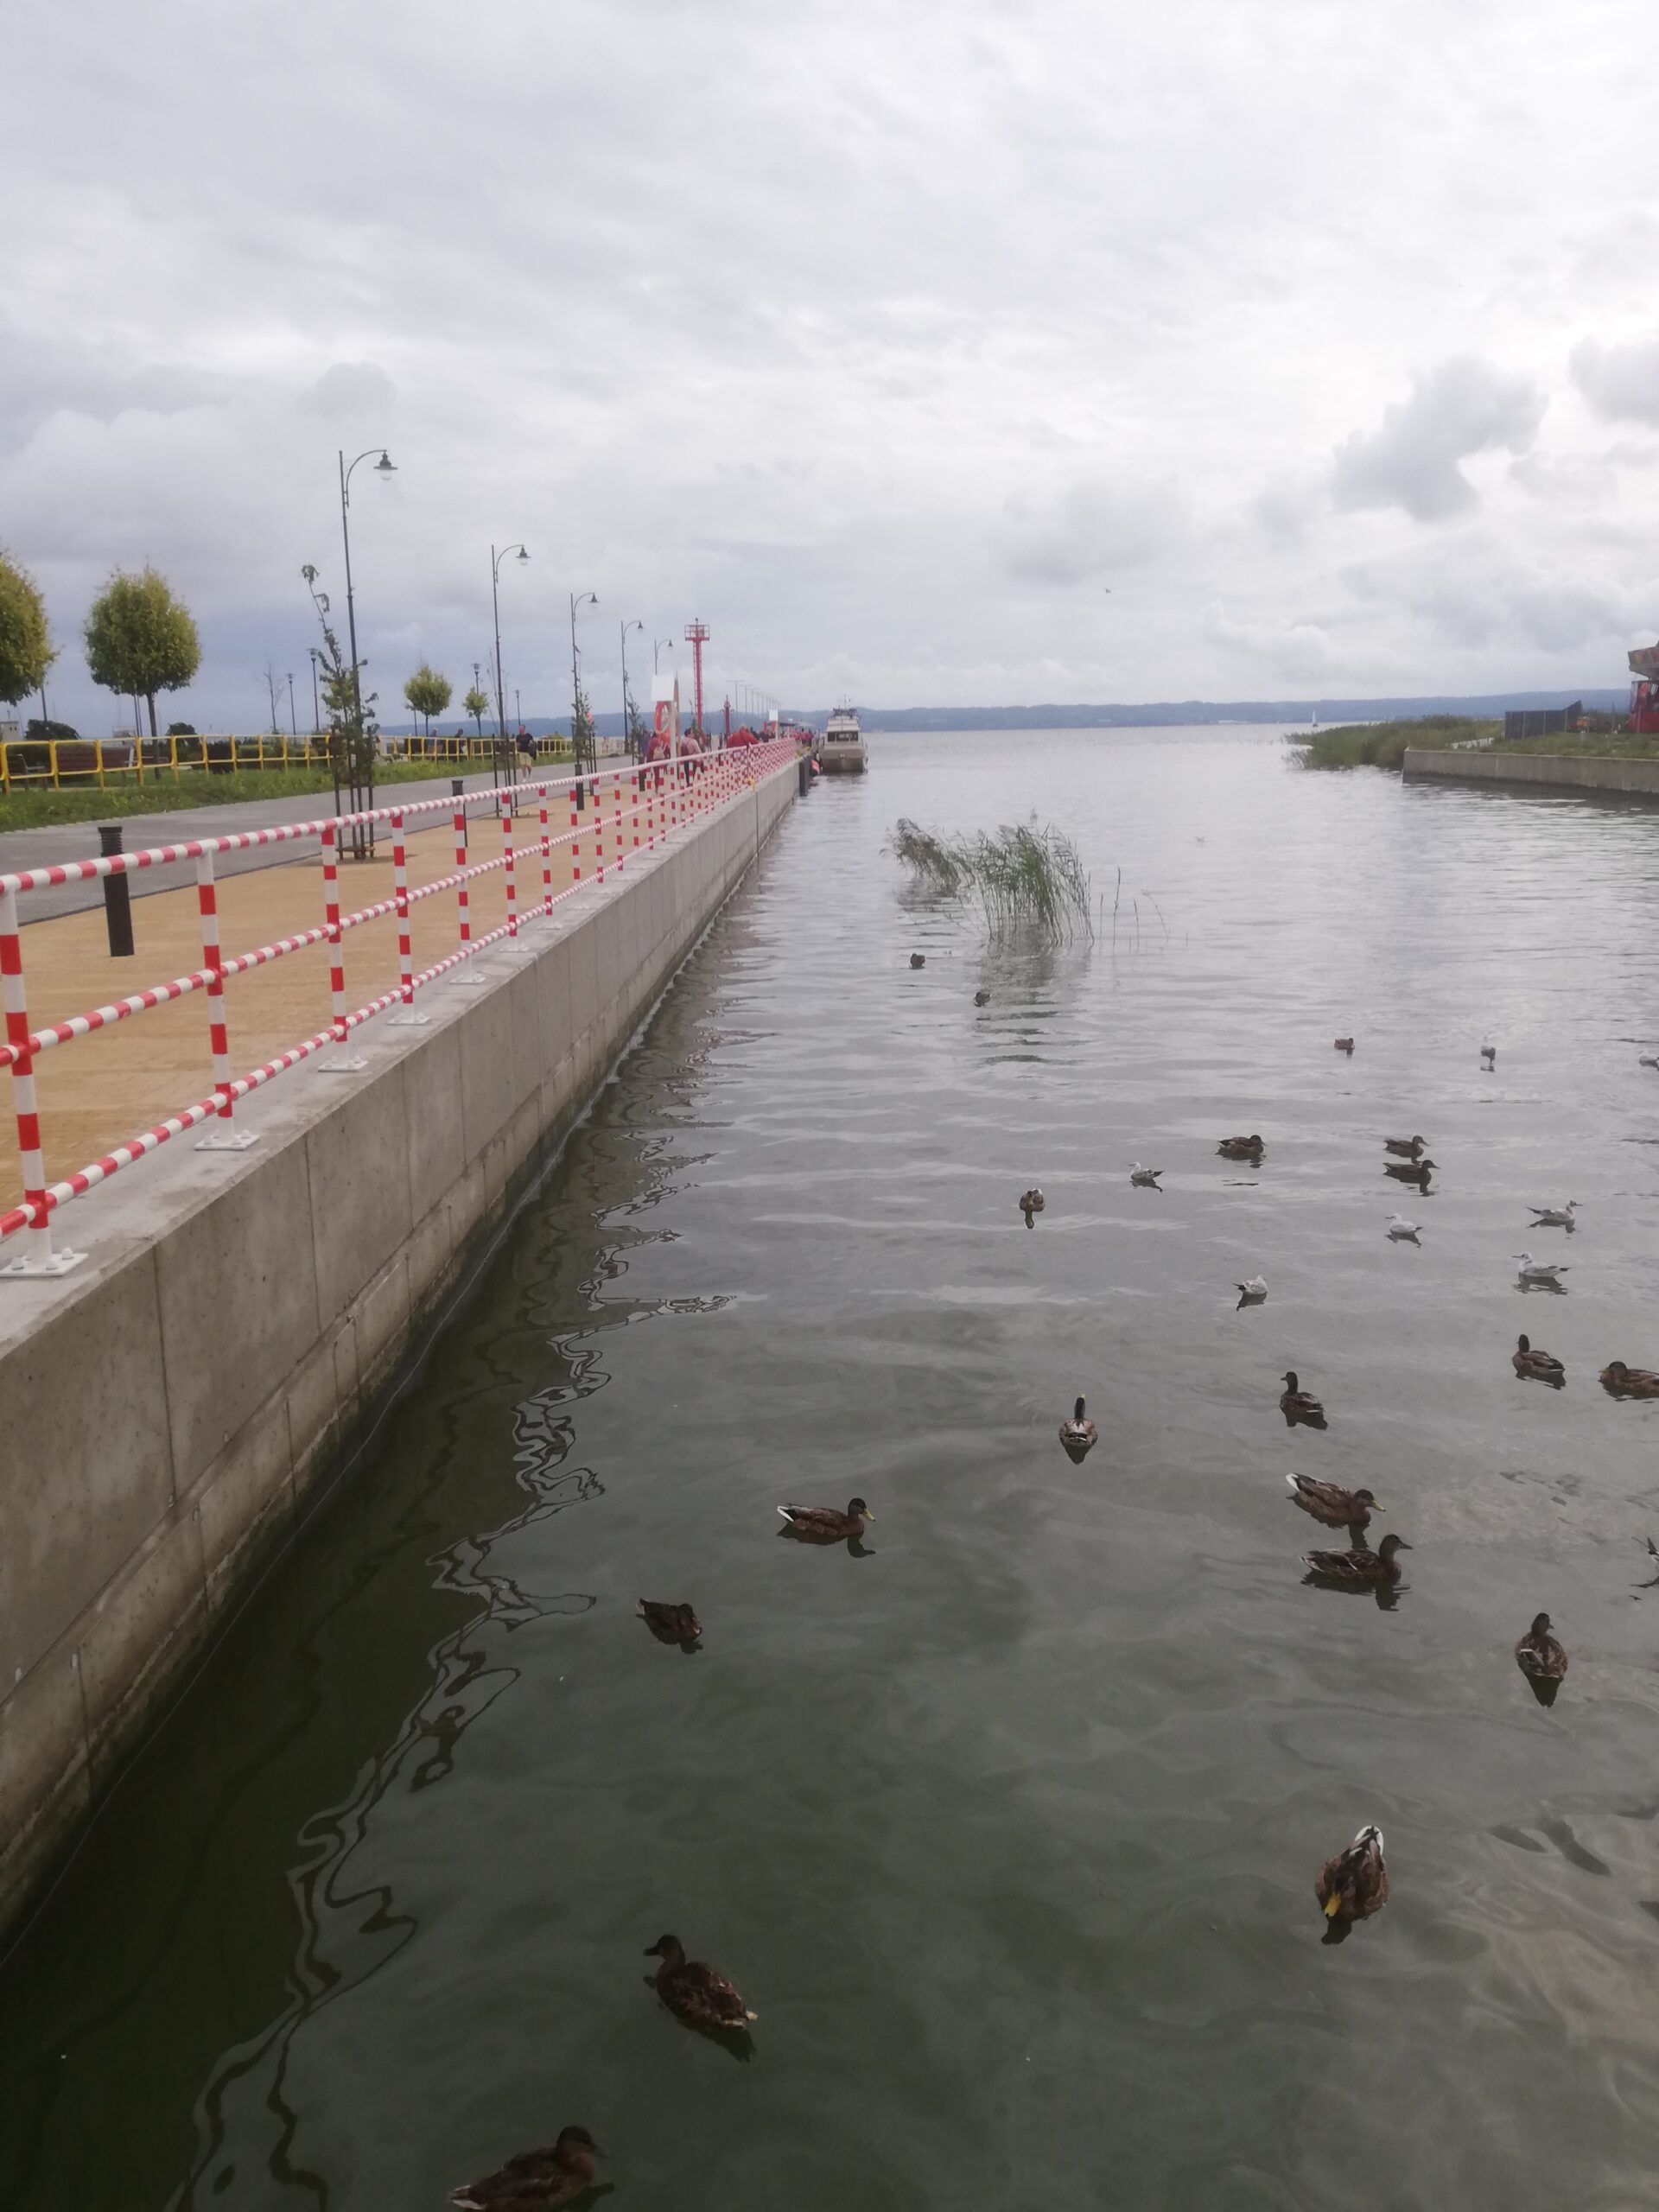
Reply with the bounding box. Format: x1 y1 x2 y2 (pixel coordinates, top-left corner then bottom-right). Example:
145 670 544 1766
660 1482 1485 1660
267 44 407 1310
5 0 1659 732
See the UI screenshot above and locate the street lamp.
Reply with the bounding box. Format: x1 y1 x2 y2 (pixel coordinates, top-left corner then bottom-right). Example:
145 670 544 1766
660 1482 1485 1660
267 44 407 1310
652 636 673 675
569 589 599 785
307 647 323 734
491 543 530 766
620 618 644 760
335 445 395 849
287 672 296 739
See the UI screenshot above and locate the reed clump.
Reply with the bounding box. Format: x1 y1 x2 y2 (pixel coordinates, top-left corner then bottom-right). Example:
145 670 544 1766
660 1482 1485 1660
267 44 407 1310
889 817 1092 941
1295 715 1497 770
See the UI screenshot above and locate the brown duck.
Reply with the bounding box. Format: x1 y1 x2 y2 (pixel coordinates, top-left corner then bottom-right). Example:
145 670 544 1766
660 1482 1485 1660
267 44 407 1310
1314 1824 1389 1927
645 1934 757 2030
637 1599 702 1645
1383 1135 1427 1159
1301 1531 1411 1587
778 1497 872 1541
1019 1186 1046 1214
1333 1037 1354 1054
974 988 991 1006
1217 1135 1264 1160
1287 1472 1380 1534
1512 1334 1565 1384
909 952 925 968
1058 1396 1097 1464
1278 1370 1324 1421
1515 1612 1568 1683
1600 1360 1659 1398
450 2125 601 2210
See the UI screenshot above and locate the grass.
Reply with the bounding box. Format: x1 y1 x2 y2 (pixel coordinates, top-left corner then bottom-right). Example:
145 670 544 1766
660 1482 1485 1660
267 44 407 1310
0 753 574 834
889 816 1093 941
1295 715 1499 770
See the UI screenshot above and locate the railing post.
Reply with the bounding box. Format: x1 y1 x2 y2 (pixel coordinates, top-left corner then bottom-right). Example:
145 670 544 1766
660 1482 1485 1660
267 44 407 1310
501 788 520 940
316 819 367 1071
612 769 625 874
570 777 582 888
0 884 83 1275
99 824 135 957
194 849 257 1149
595 774 606 883
387 809 429 1027
537 784 553 915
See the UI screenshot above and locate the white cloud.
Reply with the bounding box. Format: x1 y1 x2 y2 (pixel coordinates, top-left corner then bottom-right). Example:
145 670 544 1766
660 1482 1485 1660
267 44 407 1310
1331 358 1545 522
302 363 397 420
998 477 1185 586
1570 335 1659 429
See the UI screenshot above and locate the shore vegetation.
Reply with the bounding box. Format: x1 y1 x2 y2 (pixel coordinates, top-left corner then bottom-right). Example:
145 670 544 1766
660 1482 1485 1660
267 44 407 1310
890 817 1093 941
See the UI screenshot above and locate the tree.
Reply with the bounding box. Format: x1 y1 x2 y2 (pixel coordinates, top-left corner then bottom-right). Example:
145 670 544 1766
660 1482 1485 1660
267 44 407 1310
83 567 200 767
302 564 378 855
572 686 596 776
404 663 451 737
462 683 490 736
0 552 55 707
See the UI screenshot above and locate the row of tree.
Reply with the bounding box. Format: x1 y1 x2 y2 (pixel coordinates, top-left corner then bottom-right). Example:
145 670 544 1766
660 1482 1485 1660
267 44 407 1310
404 664 493 738
0 552 200 735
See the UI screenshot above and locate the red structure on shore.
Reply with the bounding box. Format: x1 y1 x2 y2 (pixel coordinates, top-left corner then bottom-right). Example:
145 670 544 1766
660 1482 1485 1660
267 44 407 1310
684 619 710 735
1629 644 1659 734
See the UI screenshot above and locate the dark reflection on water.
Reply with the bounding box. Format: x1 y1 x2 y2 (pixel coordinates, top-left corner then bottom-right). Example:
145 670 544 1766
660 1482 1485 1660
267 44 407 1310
9 728 1659 2210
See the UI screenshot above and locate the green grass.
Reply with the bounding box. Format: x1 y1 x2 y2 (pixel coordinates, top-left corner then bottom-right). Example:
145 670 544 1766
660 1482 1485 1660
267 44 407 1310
0 753 573 834
1295 715 1500 770
889 816 1093 941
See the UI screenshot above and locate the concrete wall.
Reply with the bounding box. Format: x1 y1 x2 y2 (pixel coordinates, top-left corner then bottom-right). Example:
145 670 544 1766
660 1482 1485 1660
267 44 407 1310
0 760 798 1934
1403 747 1659 799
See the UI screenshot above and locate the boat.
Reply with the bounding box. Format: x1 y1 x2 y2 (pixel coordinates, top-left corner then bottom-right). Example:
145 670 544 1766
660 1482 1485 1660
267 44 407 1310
820 702 867 774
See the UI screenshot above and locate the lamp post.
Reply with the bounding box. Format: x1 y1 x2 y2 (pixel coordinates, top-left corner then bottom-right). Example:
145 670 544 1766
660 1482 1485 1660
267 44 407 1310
652 637 673 675
287 672 296 739
620 618 644 760
569 589 599 786
308 648 322 735
491 543 530 747
336 445 396 849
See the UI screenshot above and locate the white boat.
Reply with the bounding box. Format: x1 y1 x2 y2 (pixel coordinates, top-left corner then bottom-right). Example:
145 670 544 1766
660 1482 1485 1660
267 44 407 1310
820 702 867 774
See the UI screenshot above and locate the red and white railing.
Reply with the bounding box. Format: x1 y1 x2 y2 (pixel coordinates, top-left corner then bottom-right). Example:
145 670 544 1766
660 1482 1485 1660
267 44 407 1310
0 739 798 1275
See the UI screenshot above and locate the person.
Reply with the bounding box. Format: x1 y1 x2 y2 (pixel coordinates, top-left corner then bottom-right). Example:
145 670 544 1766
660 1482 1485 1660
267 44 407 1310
517 724 536 762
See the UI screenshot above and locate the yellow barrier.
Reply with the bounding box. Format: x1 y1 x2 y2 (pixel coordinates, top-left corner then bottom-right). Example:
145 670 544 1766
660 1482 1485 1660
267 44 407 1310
0 733 575 794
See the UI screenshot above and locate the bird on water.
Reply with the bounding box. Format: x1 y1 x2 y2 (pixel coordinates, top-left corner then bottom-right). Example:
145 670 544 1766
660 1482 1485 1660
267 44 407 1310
1386 1213 1421 1243
1278 1371 1323 1421
1130 1162 1163 1188
778 1497 873 1541
1314 1824 1389 1928
645 1933 757 2031
450 2126 601 2211
1020 1186 1046 1217
1302 1531 1411 1588
1218 1135 1265 1160
1600 1360 1659 1398
974 988 991 1005
1059 1396 1097 1463
637 1599 702 1647
1515 1612 1568 1686
1236 1275 1268 1306
1333 1036 1355 1054
1383 1135 1427 1159
1514 1252 1567 1287
1513 1334 1565 1384
1529 1200 1579 1230
1482 1042 1497 1068
1287 1472 1381 1535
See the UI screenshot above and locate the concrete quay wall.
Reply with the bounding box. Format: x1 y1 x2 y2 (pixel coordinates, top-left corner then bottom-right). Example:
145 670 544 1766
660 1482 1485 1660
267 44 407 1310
1402 747 1659 799
0 760 797 1934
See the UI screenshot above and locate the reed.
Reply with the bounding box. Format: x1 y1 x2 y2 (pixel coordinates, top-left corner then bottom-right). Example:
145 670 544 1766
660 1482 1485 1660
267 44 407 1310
889 816 1092 941
1295 715 1497 770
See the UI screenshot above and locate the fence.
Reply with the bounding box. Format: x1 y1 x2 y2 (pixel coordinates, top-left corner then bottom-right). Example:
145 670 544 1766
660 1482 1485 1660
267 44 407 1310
0 737 798 1273
0 730 588 794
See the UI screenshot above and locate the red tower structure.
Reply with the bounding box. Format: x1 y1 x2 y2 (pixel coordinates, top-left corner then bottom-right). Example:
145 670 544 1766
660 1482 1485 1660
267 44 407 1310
684 619 710 735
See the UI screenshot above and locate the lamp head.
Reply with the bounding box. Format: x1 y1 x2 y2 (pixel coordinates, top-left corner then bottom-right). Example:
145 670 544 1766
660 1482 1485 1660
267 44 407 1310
517 544 530 564
374 450 397 476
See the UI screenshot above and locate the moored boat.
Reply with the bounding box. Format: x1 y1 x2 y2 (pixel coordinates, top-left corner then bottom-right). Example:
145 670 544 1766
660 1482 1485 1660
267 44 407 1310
821 702 867 774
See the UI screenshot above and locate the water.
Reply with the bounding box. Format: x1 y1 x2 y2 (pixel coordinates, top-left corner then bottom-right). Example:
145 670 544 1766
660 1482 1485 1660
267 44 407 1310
7 727 1659 2212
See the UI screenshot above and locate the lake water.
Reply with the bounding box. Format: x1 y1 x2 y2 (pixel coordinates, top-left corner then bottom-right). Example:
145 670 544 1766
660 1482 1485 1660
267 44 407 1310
6 726 1659 2212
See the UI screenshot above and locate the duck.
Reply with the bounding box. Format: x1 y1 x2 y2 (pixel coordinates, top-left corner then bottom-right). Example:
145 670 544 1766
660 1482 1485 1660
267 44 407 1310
1301 1531 1412 1587
637 1599 702 1646
1513 1333 1565 1384
1385 1213 1421 1243
450 2126 602 2211
1515 1611 1568 1683
1058 1395 1097 1464
778 1497 873 1541
1481 1042 1497 1068
1599 1360 1659 1398
645 1934 757 2030
1333 1036 1355 1054
1129 1162 1163 1188
1019 1187 1046 1214
1383 1135 1427 1159
1236 1275 1268 1306
1287 1472 1380 1533
1642 1054 1659 1072
909 952 925 969
1278 1371 1323 1421
974 988 991 1006
1314 1824 1389 1928
1529 1200 1579 1230
1217 1135 1265 1160
1384 1157 1436 1184
1514 1252 1567 1287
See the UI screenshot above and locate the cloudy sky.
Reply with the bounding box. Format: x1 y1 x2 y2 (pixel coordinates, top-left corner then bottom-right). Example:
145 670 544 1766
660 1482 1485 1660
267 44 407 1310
6 0 1658 730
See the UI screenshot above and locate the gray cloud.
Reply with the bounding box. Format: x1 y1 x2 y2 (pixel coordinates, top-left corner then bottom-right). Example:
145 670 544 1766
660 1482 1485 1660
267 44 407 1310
1332 358 1545 522
1570 335 1659 429
998 478 1185 586
302 363 397 420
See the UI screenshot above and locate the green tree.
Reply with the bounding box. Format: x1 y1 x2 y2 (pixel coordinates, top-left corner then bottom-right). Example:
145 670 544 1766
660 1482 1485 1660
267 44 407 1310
83 567 200 758
404 662 452 736
462 683 490 736
0 552 55 706
302 563 378 849
572 686 596 776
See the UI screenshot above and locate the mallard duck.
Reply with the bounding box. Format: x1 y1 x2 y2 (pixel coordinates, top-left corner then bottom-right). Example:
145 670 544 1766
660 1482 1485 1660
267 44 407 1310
1302 1531 1411 1587
1333 1037 1355 1054
645 1934 757 2029
1515 1611 1568 1683
974 987 991 1006
1513 1333 1565 1383
909 952 925 968
1642 1054 1659 1071
1058 1396 1097 1463
1514 1252 1567 1287
1287 1472 1380 1532
1384 1157 1435 1185
1600 1360 1659 1398
1236 1275 1268 1306
1020 1187 1046 1214
1385 1213 1421 1243
1383 1135 1427 1159
1529 1201 1579 1230
1314 1824 1389 1927
778 1497 872 1541
1218 1135 1264 1160
638 1599 702 1645
1279 1371 1323 1421
450 2126 602 2210
1129 1162 1163 1188
1481 1043 1497 1068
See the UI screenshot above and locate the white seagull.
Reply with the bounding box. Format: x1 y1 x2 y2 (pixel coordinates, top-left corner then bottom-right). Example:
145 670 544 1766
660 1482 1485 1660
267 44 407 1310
1130 1162 1164 1188
1529 1200 1579 1230
1236 1275 1268 1306
1514 1251 1568 1287
1386 1214 1421 1243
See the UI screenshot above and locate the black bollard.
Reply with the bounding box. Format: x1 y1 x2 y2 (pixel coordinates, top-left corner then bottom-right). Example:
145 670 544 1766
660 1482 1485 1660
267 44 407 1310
99 824 134 957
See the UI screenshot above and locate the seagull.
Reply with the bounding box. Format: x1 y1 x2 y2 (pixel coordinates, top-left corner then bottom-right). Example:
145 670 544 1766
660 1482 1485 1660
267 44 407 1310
1130 1162 1164 1188
1481 1043 1497 1068
1529 1201 1579 1230
1514 1252 1568 1287
1386 1214 1421 1243
1236 1275 1268 1306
